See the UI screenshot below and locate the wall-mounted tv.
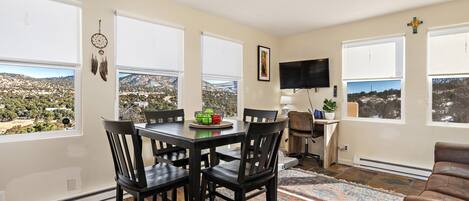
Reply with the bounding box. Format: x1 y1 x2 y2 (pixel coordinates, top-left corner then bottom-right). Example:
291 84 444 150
279 58 330 89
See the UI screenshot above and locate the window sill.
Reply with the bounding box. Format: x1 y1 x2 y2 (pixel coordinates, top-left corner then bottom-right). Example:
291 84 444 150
427 122 469 129
0 130 82 144
341 117 405 125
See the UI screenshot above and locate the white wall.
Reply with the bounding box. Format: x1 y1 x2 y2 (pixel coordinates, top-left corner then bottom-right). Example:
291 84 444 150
0 0 280 200
280 0 469 169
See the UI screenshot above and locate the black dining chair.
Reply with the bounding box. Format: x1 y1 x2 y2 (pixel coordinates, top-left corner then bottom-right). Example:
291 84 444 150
200 120 287 201
103 119 189 201
144 109 210 168
216 108 278 162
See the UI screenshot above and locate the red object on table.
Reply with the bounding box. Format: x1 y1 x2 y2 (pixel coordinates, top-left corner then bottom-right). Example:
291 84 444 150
211 114 222 124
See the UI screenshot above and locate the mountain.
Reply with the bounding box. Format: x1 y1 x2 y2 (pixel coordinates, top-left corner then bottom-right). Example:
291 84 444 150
119 73 178 92
0 73 74 92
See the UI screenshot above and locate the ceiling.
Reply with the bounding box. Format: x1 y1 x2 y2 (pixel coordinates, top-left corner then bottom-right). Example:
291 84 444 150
175 0 451 36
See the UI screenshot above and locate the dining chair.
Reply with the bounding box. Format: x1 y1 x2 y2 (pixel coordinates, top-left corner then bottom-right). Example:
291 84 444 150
103 119 189 201
200 120 287 201
216 108 278 162
144 109 210 168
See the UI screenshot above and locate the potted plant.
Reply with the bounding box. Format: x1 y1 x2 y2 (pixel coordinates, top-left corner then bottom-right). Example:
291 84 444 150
323 99 337 120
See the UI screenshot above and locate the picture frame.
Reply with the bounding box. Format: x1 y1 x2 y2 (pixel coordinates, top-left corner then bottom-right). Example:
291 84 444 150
257 45 271 81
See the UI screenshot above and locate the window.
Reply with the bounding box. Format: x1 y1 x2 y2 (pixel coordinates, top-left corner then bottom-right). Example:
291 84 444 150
201 34 243 117
342 36 405 121
428 25 469 124
0 0 81 137
115 14 183 122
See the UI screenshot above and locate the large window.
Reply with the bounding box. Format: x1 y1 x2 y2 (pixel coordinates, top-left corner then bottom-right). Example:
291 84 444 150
342 36 405 121
428 25 469 125
202 34 243 117
115 14 183 122
0 0 81 137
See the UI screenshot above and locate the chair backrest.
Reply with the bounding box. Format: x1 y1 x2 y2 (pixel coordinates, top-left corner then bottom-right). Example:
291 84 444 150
144 109 185 124
238 120 287 183
243 108 278 123
144 109 185 156
288 111 314 132
103 120 146 188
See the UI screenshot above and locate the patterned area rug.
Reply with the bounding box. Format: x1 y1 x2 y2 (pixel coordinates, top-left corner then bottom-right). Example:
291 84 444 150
217 168 404 201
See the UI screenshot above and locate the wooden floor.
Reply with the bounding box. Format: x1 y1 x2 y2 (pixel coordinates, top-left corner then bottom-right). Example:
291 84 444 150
297 157 426 196
124 158 426 200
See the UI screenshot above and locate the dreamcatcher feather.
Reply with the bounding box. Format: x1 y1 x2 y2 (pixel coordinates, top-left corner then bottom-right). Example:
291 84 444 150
91 20 108 81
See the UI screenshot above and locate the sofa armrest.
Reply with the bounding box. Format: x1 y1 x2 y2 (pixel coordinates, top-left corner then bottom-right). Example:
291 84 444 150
404 196 440 201
435 142 469 165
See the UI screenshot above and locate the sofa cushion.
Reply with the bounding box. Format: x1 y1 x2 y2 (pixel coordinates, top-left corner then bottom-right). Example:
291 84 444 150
434 162 469 180
425 174 469 200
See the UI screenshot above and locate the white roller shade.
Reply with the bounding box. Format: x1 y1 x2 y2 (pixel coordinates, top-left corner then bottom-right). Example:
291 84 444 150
428 25 469 75
0 0 81 65
202 34 243 78
343 36 404 80
116 15 183 72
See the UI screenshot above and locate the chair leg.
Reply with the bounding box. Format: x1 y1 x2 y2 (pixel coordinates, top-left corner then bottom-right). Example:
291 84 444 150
235 189 246 201
172 188 177 201
135 194 145 201
152 194 157 201
266 179 276 201
204 157 210 168
162 191 169 201
201 175 208 201
184 184 189 201
116 184 123 201
208 181 215 201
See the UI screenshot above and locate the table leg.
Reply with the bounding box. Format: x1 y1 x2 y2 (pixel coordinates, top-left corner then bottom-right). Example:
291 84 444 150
189 147 202 201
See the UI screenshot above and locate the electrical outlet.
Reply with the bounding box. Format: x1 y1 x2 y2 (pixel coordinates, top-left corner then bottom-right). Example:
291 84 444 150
67 179 77 192
339 144 349 151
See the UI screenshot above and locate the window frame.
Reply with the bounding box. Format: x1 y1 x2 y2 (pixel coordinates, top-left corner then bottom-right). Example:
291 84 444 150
0 60 82 143
114 68 184 120
341 35 406 123
201 74 242 118
427 24 469 128
0 1 82 143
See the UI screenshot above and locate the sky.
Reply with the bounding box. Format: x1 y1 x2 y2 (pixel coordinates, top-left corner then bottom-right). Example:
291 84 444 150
348 80 401 94
0 64 74 78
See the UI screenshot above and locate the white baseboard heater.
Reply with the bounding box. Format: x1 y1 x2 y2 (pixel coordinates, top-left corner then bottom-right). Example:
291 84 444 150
354 157 432 180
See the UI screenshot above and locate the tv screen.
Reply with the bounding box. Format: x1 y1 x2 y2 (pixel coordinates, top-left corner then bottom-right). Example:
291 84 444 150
279 58 330 89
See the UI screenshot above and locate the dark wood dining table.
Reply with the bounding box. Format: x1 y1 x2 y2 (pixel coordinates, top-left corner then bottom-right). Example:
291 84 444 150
135 119 248 201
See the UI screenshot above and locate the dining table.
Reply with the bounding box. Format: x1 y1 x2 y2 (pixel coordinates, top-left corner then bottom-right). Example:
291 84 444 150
135 119 251 201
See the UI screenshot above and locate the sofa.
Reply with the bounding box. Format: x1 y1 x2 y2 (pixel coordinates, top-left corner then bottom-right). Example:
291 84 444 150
404 142 469 201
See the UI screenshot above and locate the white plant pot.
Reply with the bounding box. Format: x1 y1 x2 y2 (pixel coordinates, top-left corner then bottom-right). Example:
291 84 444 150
324 112 335 120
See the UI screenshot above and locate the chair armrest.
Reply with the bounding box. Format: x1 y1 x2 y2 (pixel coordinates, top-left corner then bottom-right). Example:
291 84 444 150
404 196 439 201
435 142 469 165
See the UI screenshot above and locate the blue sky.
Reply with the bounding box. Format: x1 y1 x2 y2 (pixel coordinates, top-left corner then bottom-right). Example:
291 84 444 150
0 65 74 78
348 80 401 94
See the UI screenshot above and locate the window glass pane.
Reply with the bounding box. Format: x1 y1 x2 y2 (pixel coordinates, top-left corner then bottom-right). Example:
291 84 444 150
347 80 401 119
119 72 178 123
0 65 75 135
202 80 238 117
432 77 469 123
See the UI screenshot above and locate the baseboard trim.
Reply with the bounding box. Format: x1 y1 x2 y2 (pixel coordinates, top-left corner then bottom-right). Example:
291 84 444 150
59 186 131 201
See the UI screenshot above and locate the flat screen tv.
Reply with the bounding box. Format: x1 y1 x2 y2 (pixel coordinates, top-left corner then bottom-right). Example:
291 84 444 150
279 58 330 89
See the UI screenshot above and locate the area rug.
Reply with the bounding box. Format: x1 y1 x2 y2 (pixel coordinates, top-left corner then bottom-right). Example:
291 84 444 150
216 168 404 201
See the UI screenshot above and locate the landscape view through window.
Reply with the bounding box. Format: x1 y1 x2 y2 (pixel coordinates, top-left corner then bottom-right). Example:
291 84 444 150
347 80 401 119
0 65 75 135
202 80 238 117
118 72 178 123
432 77 469 123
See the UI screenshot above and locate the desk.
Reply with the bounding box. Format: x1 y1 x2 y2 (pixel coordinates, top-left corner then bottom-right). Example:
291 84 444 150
287 119 339 168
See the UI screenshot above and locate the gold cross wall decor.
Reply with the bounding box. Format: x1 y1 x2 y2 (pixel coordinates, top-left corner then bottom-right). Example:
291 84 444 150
407 17 423 34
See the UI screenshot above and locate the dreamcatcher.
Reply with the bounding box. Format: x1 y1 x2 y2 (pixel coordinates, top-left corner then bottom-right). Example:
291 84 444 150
91 19 109 81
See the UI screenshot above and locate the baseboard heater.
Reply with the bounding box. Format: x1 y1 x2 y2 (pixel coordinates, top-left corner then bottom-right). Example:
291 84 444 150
354 157 432 180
